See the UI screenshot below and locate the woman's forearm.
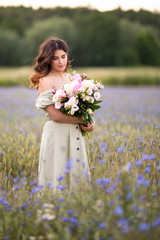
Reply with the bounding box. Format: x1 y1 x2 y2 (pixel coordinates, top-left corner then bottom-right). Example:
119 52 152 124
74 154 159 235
46 104 83 124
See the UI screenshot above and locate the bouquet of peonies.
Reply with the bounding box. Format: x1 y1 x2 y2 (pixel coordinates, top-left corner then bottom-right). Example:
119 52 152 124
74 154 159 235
52 71 104 137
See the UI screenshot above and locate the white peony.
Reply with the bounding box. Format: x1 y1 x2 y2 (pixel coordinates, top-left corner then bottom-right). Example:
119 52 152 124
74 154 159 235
71 104 79 112
94 92 101 101
63 83 74 96
67 96 78 106
86 88 93 95
85 96 94 103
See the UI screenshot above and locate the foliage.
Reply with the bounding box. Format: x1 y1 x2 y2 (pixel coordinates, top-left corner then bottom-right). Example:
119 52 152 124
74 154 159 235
134 31 160 66
23 16 78 65
0 6 160 67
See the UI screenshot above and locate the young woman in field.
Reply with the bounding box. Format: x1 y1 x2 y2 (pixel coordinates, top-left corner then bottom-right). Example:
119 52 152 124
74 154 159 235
30 37 94 192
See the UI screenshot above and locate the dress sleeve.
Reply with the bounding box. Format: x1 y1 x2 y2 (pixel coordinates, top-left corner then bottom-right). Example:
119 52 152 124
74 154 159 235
35 89 54 116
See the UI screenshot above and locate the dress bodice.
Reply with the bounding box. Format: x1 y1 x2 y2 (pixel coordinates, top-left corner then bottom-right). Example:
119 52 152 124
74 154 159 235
35 89 55 116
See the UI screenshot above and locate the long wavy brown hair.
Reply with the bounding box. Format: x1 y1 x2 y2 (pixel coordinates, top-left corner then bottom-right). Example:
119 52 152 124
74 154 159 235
29 37 71 88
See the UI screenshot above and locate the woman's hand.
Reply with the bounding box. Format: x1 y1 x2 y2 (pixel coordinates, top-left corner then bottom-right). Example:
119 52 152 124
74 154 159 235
80 121 95 132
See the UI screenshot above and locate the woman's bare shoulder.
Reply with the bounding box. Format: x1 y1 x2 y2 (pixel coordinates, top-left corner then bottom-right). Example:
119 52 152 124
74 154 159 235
38 77 54 95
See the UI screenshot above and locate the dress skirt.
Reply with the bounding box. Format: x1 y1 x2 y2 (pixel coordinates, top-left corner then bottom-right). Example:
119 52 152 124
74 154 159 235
38 120 91 191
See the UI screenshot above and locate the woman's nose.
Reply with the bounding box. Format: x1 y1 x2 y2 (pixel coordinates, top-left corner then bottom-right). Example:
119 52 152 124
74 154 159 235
59 58 63 63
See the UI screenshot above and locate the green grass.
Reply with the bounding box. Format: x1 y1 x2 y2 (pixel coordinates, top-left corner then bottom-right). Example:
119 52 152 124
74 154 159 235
0 66 160 86
0 87 160 239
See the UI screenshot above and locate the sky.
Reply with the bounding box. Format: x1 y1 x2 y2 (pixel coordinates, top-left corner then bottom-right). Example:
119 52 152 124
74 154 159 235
0 0 160 12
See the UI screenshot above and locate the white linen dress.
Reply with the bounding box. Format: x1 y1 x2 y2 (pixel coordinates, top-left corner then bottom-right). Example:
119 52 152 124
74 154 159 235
35 89 91 191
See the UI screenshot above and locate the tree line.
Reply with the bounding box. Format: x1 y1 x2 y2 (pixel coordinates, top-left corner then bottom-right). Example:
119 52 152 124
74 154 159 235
0 6 160 66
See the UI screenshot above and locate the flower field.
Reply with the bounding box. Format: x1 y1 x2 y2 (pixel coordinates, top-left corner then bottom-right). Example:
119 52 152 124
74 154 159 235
0 86 160 240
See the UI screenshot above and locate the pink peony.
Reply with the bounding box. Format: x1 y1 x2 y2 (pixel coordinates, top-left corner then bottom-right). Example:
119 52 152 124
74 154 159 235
61 92 67 98
55 102 62 109
52 89 56 94
71 74 82 83
82 73 87 79
73 83 82 93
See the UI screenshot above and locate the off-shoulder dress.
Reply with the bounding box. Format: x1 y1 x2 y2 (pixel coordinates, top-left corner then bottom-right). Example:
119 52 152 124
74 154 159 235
35 89 91 191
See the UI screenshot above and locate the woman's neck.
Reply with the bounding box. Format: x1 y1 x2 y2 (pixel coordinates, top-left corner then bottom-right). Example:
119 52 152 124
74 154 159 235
48 70 65 78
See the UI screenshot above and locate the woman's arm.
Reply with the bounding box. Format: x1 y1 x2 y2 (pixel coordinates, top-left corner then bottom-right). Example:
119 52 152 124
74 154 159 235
38 80 95 130
46 104 84 124
46 105 95 132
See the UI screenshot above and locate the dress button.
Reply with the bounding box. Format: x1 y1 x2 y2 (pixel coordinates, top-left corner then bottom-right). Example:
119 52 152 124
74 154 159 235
77 137 79 140
77 148 79 150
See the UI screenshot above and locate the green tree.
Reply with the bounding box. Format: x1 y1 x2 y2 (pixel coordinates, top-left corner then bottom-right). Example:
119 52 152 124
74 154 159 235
23 16 78 65
134 31 160 65
0 30 22 66
74 13 122 66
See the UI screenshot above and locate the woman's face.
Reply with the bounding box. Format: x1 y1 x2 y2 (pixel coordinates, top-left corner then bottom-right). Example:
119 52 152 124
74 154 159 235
51 49 68 72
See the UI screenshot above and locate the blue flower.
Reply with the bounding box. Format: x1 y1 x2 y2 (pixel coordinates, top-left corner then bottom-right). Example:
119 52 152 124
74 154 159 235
142 155 150 161
3 201 8 205
100 142 107 154
62 217 69 222
30 178 37 185
37 185 44 190
136 174 145 185
114 206 123 215
64 168 70 173
143 180 150 187
126 192 132 200
58 175 64 181
31 188 38 193
13 176 19 183
117 218 130 233
98 222 106 229
96 178 111 185
152 193 157 197
67 209 73 214
149 154 156 160
58 197 64 201
99 159 106 164
66 158 73 169
55 206 61 210
135 160 142 166
144 167 150 173
45 181 52 186
152 216 160 227
14 185 20 189
116 147 125 153
138 222 150 231
57 186 66 190
70 218 77 224
156 166 160 171
3 236 8 239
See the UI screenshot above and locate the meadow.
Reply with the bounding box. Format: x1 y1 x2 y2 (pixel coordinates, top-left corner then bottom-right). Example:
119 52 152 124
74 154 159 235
0 66 160 87
0 85 160 240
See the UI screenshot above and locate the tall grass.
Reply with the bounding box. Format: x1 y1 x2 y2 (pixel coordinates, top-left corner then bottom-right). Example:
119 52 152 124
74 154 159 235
0 66 160 86
0 86 160 239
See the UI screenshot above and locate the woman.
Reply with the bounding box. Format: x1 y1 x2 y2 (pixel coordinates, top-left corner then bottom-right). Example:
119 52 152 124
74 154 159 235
30 37 94 192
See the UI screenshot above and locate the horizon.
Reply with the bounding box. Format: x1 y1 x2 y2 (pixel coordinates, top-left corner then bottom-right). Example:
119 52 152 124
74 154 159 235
0 0 160 13
0 4 160 14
